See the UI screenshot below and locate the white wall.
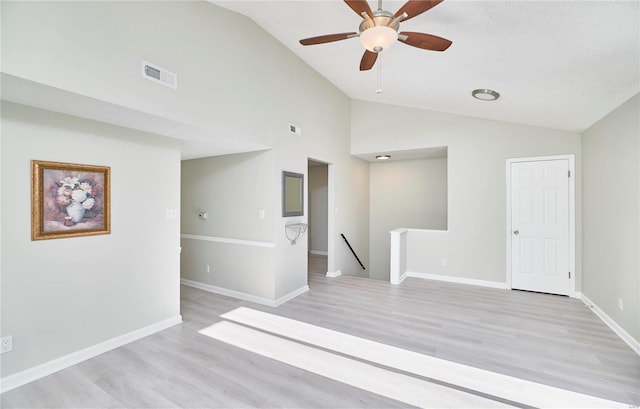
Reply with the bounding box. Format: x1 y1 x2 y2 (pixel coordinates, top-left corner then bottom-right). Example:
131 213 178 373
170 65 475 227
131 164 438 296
341 156 371 277
0 102 181 378
265 69 360 297
352 100 582 285
181 151 277 299
182 151 276 242
582 93 639 342
2 0 371 304
308 164 328 254
369 157 448 280
0 1 274 153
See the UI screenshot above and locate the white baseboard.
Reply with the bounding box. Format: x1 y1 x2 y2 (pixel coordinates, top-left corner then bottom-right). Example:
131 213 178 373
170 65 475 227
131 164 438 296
398 272 408 284
391 271 408 285
181 279 308 308
274 285 309 307
309 250 328 256
406 271 508 290
0 315 182 394
326 270 342 278
581 294 640 356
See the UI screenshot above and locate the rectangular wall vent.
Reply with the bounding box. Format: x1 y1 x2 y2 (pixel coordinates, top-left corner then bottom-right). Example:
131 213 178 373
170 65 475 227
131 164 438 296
142 60 177 89
289 123 302 136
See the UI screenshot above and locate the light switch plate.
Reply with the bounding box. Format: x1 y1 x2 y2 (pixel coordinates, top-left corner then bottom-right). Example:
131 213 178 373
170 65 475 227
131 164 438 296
166 209 177 220
1 336 13 354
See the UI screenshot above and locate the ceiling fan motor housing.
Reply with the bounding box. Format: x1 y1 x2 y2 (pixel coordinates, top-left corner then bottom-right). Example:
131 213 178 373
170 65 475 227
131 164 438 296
359 9 400 32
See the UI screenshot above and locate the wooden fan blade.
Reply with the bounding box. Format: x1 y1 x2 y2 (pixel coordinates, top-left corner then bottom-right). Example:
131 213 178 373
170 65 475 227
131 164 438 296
394 0 443 22
344 0 374 19
300 32 358 46
398 32 452 51
360 50 378 71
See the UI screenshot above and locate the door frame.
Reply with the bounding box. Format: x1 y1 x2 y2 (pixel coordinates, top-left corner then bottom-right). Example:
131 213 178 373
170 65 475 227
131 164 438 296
505 154 577 297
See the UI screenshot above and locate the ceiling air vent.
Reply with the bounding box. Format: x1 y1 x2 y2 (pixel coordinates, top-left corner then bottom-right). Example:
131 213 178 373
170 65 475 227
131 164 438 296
142 60 177 89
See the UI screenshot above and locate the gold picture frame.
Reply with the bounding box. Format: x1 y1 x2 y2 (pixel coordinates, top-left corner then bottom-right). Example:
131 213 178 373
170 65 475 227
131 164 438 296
31 160 111 240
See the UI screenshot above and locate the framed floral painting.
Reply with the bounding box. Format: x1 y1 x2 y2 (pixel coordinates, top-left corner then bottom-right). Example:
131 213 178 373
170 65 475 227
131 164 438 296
31 160 111 240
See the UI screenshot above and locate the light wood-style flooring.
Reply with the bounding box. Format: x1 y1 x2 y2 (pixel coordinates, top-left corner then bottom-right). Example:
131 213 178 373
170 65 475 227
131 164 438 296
308 253 328 276
2 254 639 407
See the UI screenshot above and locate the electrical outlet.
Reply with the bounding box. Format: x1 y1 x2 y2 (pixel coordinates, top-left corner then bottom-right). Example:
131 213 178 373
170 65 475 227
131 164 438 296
1 336 13 354
441 259 448 266
618 298 624 311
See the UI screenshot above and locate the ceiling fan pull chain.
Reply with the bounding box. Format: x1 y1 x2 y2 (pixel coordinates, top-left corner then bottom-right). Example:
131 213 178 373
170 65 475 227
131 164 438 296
376 54 383 94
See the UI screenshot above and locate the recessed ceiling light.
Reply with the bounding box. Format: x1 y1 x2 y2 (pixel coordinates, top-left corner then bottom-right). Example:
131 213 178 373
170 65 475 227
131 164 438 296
376 155 391 160
472 89 500 101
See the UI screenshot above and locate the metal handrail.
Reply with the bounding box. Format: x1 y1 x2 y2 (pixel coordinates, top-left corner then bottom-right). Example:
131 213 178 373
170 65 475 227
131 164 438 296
340 234 366 270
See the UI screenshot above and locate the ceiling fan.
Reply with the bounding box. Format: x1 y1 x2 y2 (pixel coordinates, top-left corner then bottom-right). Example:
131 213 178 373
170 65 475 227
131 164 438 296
299 0 452 71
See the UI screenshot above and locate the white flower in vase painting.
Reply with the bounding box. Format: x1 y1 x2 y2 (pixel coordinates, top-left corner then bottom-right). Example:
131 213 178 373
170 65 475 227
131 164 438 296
82 198 95 210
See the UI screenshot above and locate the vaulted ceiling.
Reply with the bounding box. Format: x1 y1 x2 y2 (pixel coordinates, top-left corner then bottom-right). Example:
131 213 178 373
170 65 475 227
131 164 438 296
211 0 640 132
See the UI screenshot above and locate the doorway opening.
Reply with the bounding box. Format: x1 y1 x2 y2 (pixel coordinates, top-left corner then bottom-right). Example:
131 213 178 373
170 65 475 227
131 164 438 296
308 159 330 277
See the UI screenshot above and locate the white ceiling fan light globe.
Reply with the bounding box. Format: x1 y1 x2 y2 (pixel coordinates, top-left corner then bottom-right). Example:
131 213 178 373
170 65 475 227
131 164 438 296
359 26 398 52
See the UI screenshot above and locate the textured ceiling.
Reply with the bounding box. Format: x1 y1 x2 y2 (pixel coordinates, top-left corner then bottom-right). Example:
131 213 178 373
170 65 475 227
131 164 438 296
211 0 640 132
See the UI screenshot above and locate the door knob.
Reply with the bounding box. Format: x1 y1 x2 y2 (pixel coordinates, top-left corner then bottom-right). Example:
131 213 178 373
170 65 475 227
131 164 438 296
513 230 519 235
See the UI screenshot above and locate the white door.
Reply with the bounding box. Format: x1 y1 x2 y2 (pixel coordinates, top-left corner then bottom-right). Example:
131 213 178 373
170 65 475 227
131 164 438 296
510 159 570 295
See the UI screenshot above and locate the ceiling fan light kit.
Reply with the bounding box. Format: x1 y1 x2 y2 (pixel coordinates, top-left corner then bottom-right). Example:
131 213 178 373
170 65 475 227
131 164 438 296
359 25 398 52
299 0 452 71
358 8 400 52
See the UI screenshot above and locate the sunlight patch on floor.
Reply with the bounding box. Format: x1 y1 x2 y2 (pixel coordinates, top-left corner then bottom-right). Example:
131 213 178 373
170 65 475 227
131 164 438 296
200 321 510 408
199 307 626 409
